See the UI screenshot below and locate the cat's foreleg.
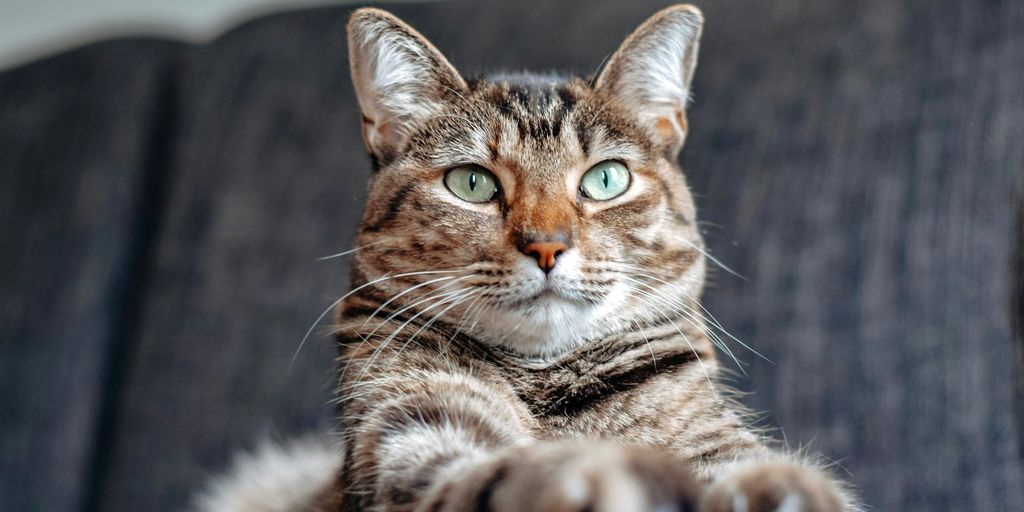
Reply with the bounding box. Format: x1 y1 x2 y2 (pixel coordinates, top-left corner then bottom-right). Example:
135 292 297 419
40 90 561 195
343 370 700 512
700 456 860 511
694 431 862 512
340 370 530 511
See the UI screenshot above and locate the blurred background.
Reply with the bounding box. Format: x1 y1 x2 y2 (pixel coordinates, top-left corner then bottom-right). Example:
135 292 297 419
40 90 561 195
1 0 1022 511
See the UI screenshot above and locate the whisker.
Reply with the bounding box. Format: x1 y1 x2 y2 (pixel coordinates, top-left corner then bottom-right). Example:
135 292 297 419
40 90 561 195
361 275 463 327
618 274 745 374
290 269 460 368
633 317 657 369
441 290 488 355
339 285 470 380
676 237 747 281
360 279 474 342
624 277 737 362
601 259 769 365
620 266 769 363
316 238 395 261
399 289 482 354
356 288 477 380
621 283 713 386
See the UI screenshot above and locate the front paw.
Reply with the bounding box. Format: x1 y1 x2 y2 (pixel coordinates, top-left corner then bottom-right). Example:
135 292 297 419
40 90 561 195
700 462 844 512
422 443 700 512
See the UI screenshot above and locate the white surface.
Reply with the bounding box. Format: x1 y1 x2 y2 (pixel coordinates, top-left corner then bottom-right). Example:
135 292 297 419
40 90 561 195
0 0 434 70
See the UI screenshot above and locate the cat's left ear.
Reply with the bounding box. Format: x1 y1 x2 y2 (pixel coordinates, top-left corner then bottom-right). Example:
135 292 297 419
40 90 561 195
595 5 704 159
347 8 467 159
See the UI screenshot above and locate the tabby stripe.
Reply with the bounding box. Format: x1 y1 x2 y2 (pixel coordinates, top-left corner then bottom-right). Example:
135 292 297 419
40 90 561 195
364 183 415 232
526 348 703 416
575 117 592 155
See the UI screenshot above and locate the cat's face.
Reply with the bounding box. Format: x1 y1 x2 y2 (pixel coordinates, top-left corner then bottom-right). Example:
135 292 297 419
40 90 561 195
345 6 706 357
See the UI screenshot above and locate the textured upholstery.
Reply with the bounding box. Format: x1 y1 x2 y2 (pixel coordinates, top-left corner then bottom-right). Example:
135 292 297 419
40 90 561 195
2 1 1022 510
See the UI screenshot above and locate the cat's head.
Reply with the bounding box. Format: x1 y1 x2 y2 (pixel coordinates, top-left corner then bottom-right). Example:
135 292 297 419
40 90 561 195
344 5 706 357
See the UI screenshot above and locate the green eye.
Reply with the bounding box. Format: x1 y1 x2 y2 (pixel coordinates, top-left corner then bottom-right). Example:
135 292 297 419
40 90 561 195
580 160 630 200
444 166 499 203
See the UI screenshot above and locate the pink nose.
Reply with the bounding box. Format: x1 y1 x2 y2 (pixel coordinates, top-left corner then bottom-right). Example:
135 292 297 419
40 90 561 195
521 241 568 274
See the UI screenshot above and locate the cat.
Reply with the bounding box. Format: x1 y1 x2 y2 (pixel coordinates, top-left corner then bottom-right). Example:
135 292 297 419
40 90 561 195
197 4 860 511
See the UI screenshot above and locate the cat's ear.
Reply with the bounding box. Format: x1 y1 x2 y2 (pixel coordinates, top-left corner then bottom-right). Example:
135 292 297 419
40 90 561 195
347 8 467 158
594 5 704 158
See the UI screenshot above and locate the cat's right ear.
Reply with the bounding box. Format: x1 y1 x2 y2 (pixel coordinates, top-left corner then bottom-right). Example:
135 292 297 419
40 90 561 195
347 9 466 159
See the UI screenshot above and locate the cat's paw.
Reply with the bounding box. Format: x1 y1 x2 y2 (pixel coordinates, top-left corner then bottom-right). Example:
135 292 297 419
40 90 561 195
699 461 844 512
422 443 700 512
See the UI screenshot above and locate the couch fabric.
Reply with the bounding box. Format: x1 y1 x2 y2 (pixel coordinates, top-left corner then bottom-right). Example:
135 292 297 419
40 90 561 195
2 1 1023 511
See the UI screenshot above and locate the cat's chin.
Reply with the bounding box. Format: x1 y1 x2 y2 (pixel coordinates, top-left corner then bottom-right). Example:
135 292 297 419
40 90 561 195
470 292 624 359
465 256 636 358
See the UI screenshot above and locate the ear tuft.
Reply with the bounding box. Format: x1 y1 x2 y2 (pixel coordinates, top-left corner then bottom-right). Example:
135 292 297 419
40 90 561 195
595 4 704 158
347 8 466 158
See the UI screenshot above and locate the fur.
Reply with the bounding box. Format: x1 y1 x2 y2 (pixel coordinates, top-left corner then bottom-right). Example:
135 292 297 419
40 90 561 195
200 5 861 511
193 438 342 512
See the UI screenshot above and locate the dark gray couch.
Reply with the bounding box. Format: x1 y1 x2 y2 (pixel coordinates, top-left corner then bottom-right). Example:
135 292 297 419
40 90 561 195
2 1 1022 510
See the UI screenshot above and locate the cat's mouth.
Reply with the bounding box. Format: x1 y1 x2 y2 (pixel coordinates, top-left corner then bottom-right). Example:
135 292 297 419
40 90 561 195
529 288 564 302
510 281 593 308
507 289 562 309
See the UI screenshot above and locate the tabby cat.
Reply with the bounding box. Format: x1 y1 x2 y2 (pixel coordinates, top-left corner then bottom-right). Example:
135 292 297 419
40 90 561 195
198 5 860 511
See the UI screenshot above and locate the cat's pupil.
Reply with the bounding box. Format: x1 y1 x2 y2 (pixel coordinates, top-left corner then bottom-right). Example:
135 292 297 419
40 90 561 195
602 170 609 188
470 173 477 191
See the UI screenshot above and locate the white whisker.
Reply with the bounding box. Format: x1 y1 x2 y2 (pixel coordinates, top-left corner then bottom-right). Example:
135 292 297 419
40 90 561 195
290 269 459 368
316 238 395 261
356 288 477 380
621 283 713 386
677 237 747 281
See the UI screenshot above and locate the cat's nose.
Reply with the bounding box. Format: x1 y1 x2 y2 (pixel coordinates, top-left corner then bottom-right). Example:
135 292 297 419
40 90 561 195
521 241 568 274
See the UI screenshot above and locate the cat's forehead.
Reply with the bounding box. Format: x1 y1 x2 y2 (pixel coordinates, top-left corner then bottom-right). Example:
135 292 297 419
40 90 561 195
469 74 590 131
399 75 654 175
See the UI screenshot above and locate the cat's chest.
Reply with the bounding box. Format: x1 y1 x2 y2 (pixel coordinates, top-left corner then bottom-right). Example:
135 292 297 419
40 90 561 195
486 341 704 429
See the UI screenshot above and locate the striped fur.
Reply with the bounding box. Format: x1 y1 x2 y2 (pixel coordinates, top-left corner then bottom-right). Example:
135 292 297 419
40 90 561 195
202 5 861 512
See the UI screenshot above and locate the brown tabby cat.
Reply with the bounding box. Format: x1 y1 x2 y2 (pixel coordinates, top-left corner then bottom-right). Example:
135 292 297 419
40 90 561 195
198 4 860 512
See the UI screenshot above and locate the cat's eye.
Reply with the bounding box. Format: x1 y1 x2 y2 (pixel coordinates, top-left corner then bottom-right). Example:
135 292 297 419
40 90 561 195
579 160 630 201
444 165 499 203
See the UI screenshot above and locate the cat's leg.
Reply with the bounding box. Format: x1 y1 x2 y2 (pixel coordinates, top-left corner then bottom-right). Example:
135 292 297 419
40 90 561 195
341 367 700 512
633 348 861 511
685 415 859 512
